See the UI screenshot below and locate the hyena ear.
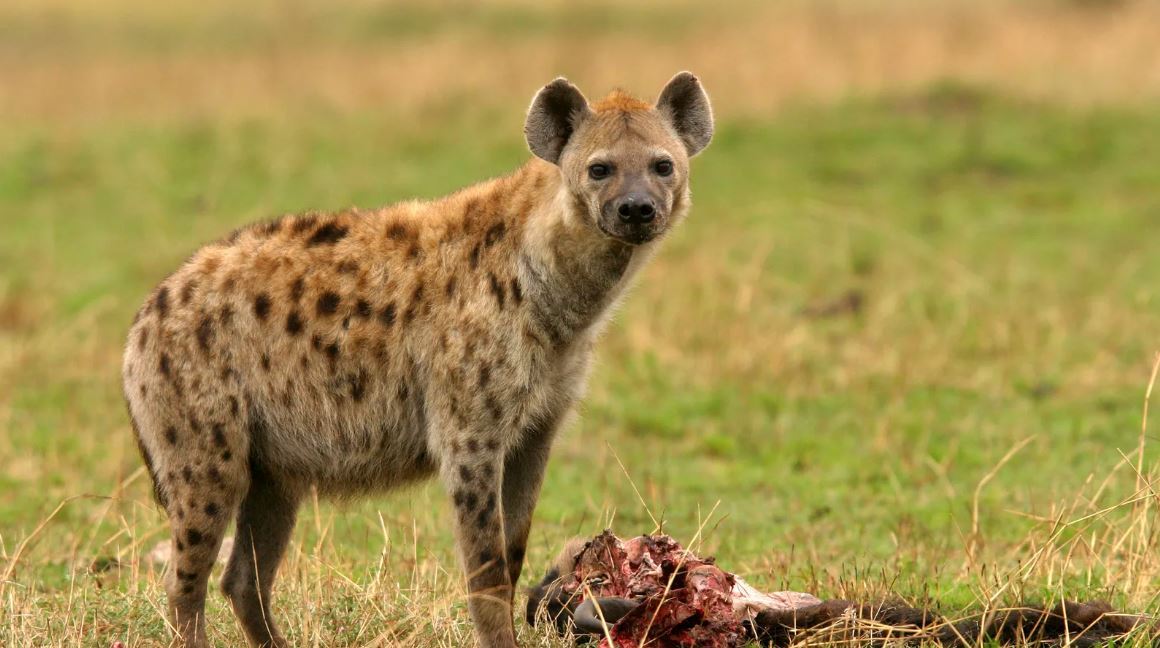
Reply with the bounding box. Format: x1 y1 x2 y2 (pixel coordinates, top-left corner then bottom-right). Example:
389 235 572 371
525 78 592 165
656 71 714 157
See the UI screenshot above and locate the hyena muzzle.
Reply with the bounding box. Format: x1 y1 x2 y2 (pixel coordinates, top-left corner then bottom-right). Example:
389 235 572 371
122 72 712 648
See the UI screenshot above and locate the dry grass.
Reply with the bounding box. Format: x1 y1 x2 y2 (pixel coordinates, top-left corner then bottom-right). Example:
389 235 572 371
4 0 1160 128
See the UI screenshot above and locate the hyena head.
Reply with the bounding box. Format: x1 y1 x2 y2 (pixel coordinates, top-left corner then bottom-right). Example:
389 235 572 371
525 72 714 245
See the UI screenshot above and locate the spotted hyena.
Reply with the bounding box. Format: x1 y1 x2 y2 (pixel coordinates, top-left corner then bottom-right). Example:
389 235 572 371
121 72 713 648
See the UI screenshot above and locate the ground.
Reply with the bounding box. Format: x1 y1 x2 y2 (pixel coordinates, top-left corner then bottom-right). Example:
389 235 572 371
1 1 1159 646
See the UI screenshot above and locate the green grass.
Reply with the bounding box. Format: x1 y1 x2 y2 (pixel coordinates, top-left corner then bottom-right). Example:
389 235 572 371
2 86 1159 646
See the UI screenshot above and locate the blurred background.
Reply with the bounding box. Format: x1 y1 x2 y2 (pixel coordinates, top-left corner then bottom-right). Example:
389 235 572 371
2 0 1159 645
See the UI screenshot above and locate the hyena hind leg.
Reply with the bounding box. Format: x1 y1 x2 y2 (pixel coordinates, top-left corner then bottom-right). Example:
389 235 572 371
162 462 248 648
220 467 300 648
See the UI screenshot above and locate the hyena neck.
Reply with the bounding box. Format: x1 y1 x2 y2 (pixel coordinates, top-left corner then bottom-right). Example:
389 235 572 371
512 160 653 349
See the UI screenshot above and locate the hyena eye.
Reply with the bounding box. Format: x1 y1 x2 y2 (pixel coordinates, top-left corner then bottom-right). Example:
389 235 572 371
588 164 612 180
654 160 674 177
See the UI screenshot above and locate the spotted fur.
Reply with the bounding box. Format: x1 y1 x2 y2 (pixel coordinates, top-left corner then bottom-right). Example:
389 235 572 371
121 72 713 648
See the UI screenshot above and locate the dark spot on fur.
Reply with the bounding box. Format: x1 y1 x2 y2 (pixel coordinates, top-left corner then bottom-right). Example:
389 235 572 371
228 396 239 418
325 342 340 362
188 415 201 434
348 369 367 402
458 464 474 483
186 529 205 546
469 244 481 269
386 222 409 240
290 214 318 234
181 466 194 483
164 426 178 445
182 583 195 594
478 364 491 388
290 276 306 302
396 382 409 403
378 302 397 327
488 273 506 309
195 316 215 352
154 286 170 318
475 493 496 530
139 384 147 397
180 279 197 305
176 568 197 581
466 439 480 453
219 304 233 326
159 353 171 378
175 539 185 552
211 424 227 449
206 466 223 485
286 311 304 335
508 544 526 566
307 222 348 246
485 396 503 422
445 276 457 297
137 328 149 351
404 284 424 323
311 333 324 351
454 489 478 513
253 293 271 321
257 218 282 237
470 550 505 589
372 339 388 363
220 449 232 461
484 222 506 247
464 197 481 218
510 278 523 304
336 259 359 274
355 299 372 318
406 244 421 262
204 502 220 517
481 463 494 480
316 291 340 316
260 353 271 371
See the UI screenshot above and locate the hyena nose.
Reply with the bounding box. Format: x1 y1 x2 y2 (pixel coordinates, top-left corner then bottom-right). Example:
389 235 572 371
615 195 656 224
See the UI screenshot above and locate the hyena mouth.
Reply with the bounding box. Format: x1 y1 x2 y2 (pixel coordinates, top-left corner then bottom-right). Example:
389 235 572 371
597 222 662 246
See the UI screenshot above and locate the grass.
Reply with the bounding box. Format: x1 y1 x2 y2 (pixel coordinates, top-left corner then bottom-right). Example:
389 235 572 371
2 1 1160 646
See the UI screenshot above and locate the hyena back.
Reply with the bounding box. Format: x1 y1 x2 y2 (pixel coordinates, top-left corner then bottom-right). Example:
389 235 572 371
121 72 712 648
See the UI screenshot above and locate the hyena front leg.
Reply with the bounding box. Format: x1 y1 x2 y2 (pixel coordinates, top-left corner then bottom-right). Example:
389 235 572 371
441 434 517 648
500 419 559 590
